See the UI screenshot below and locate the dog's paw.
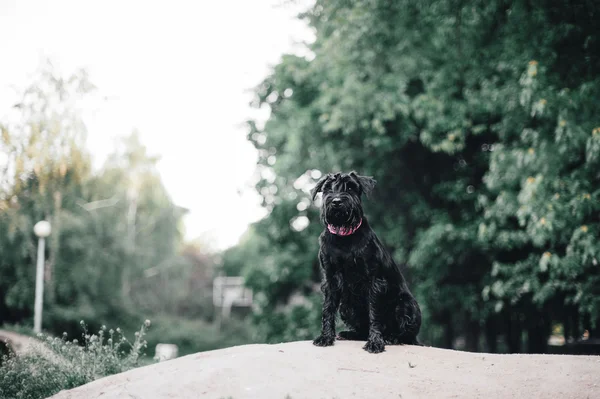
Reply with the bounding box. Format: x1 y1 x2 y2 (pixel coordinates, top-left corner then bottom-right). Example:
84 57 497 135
363 339 385 354
313 335 335 347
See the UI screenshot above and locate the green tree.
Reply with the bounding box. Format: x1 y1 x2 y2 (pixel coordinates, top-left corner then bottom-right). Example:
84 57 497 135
230 0 600 352
480 62 600 351
0 62 93 322
0 65 212 338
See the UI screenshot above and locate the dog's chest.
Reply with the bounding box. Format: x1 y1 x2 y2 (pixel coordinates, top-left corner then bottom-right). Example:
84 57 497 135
329 251 370 290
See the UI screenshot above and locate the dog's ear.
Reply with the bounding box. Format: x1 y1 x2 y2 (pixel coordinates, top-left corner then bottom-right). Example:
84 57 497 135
350 171 377 196
311 174 330 201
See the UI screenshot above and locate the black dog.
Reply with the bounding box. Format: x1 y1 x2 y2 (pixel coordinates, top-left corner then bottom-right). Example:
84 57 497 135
311 171 421 353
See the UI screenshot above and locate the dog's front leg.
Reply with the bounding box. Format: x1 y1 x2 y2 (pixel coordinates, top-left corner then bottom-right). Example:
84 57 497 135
313 254 340 347
363 278 386 353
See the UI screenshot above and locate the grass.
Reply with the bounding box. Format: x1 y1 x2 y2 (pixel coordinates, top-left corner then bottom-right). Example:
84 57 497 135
0 320 152 399
0 315 257 399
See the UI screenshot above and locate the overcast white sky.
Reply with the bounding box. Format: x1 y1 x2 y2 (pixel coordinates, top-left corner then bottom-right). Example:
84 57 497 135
0 0 314 249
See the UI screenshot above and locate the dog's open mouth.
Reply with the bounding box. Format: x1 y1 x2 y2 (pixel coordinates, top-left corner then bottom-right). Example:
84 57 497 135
327 218 362 236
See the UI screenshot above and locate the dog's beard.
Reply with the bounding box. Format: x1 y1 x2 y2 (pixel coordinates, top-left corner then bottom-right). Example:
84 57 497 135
322 198 363 228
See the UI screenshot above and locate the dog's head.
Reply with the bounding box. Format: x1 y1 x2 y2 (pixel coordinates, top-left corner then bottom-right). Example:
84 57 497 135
310 171 376 228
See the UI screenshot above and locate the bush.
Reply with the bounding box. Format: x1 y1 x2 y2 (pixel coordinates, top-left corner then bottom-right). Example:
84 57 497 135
0 320 151 399
145 315 256 356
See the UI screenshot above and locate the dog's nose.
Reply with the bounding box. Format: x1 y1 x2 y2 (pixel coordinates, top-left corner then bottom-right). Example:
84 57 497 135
332 198 342 207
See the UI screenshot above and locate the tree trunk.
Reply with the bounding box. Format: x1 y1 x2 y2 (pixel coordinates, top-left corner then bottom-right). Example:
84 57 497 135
563 308 572 343
465 319 480 352
443 312 455 349
572 308 581 340
484 317 498 353
527 311 549 354
506 311 522 353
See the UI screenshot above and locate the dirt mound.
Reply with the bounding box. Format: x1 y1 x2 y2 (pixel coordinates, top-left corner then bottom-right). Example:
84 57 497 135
50 340 600 399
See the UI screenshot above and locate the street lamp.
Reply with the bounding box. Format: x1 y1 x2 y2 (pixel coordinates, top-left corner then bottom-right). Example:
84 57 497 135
33 220 51 334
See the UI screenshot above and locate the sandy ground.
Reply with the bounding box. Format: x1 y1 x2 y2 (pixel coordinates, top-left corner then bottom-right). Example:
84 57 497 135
47 340 600 399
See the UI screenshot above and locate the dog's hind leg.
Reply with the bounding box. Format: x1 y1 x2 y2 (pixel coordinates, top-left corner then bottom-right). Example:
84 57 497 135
393 294 422 345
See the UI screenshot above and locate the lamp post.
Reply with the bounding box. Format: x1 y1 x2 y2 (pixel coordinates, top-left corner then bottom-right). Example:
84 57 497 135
33 220 51 334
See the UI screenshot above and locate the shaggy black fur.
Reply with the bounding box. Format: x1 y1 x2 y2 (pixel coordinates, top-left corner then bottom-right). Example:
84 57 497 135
311 171 421 353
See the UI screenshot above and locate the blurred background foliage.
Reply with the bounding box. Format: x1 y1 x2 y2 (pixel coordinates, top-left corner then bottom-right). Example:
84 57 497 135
2 0 600 356
0 63 254 355
223 0 600 353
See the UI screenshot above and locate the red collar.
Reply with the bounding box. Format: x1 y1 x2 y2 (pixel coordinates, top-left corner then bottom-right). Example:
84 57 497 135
327 219 362 236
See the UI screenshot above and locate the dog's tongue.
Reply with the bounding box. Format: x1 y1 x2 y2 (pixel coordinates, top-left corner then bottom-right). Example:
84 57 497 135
327 219 362 236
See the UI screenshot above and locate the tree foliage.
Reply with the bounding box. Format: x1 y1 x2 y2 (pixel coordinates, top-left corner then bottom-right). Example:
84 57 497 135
0 65 215 340
226 0 600 351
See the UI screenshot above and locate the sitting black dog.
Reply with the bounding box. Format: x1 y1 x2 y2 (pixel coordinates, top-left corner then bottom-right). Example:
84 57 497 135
311 171 421 353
